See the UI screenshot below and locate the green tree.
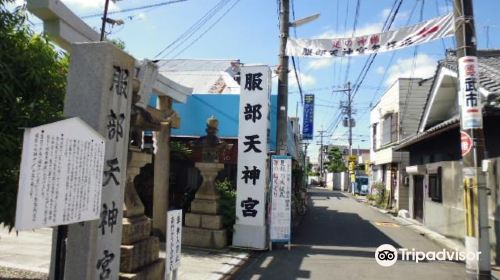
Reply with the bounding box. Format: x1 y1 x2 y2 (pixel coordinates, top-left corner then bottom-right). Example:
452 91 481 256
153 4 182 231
0 1 68 229
325 147 347 173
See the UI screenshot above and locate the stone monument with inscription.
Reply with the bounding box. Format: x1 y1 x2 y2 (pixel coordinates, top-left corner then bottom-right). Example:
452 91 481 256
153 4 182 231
182 116 231 249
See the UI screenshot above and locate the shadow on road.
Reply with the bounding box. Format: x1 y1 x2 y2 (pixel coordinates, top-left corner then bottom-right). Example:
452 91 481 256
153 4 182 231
232 188 402 280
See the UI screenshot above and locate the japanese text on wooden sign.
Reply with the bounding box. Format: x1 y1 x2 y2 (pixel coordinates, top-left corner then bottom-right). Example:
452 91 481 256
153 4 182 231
270 156 292 242
236 65 271 227
15 118 105 231
166 210 183 276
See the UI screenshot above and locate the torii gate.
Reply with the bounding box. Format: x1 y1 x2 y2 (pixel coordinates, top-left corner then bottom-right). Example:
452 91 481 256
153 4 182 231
27 0 192 279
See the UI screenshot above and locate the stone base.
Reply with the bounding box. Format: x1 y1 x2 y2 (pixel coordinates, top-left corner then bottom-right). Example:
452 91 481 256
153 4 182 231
195 193 220 200
119 258 165 280
185 213 201 228
122 216 151 245
190 199 220 215
232 224 267 249
121 236 160 273
185 213 224 230
182 227 227 249
201 215 223 230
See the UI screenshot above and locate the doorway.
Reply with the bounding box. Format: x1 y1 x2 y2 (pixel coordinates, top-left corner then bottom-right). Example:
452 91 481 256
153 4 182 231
413 175 424 222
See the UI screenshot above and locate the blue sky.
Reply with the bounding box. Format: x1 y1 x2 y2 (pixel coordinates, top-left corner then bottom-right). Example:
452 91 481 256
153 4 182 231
23 0 500 162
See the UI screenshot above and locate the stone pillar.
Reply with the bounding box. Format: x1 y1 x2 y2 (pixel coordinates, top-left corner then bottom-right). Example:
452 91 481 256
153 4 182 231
153 96 172 239
120 148 164 280
61 42 133 280
183 162 227 249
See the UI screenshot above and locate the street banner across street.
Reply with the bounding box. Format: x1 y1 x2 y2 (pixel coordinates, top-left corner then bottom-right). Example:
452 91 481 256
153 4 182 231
286 13 454 58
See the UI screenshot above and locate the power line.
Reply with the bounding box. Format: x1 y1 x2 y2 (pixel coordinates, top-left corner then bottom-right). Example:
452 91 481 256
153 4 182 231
434 0 447 52
168 0 241 59
291 56 304 105
81 0 188 19
343 0 361 84
153 0 231 59
358 0 418 120
399 0 425 137
290 0 304 106
350 0 403 101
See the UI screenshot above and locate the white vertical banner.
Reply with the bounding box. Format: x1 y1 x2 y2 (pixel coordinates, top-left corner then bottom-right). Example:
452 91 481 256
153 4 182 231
270 156 292 242
458 56 483 129
233 65 271 247
166 210 182 277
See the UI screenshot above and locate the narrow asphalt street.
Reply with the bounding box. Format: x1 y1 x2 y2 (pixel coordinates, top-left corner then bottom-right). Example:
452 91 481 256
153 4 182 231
233 187 465 280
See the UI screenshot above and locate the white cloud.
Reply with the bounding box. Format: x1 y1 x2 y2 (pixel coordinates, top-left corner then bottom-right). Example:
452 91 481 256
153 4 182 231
384 54 437 86
62 0 120 11
376 66 385 75
290 72 316 88
273 71 316 89
439 5 451 15
306 57 347 70
380 8 391 19
135 12 147 20
316 22 383 39
307 58 333 70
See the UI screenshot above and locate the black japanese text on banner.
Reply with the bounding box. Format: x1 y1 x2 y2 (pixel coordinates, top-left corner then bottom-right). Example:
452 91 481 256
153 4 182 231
235 66 271 228
286 13 454 58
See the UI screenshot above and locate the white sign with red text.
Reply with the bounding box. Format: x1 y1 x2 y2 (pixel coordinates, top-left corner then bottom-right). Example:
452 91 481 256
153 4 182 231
458 56 483 129
287 13 454 58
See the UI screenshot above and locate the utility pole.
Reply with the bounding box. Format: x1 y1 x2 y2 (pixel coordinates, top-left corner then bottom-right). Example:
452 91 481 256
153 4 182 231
346 82 353 156
334 82 354 155
303 142 310 188
317 130 327 186
100 0 111 41
454 0 491 279
277 0 290 155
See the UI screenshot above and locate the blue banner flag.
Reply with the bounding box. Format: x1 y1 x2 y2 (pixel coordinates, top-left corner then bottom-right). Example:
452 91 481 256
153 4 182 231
302 94 314 140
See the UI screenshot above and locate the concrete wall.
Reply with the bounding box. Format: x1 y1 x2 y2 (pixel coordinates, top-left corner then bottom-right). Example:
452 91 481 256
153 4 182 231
397 163 410 211
340 172 349 191
326 173 334 190
408 159 500 262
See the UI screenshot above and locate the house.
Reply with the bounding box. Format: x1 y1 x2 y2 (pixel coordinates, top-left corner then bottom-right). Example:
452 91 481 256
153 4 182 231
396 50 500 259
158 59 241 94
370 77 433 210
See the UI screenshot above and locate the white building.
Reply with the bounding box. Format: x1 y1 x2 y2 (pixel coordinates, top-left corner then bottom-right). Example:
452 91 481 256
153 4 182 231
370 78 433 210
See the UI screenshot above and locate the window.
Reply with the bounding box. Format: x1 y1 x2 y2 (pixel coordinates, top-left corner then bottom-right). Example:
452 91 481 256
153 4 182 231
372 123 378 149
381 113 399 145
381 114 391 145
428 167 442 202
391 112 398 143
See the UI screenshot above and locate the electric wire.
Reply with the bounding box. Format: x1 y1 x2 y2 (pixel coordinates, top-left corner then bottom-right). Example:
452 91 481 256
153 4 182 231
399 0 425 134
291 0 304 106
343 0 361 84
168 0 241 59
153 0 231 59
81 0 188 19
359 0 417 120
